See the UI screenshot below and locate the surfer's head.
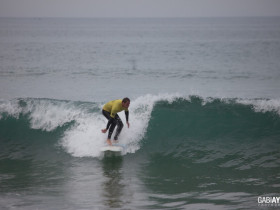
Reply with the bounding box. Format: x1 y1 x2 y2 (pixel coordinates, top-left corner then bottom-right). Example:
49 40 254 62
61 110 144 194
122 97 130 108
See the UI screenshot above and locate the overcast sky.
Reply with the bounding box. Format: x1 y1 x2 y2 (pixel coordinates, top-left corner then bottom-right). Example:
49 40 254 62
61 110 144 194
0 0 280 18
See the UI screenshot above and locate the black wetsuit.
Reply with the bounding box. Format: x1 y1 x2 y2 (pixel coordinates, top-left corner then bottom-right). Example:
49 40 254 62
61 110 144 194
102 109 129 140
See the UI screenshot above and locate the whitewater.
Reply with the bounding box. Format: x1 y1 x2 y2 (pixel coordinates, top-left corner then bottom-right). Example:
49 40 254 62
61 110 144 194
1 17 280 209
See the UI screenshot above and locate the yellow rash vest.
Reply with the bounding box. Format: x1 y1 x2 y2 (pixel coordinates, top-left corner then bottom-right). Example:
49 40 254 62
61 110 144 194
102 99 128 118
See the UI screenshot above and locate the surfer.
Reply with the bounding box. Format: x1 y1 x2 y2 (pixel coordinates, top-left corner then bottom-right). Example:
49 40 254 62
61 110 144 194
101 97 130 146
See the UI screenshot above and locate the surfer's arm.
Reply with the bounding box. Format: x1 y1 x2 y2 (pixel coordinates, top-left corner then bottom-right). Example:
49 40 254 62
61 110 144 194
125 111 129 122
125 111 129 128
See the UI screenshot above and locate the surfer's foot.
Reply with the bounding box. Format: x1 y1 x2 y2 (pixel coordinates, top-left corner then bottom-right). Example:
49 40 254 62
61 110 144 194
106 139 112 146
113 140 119 144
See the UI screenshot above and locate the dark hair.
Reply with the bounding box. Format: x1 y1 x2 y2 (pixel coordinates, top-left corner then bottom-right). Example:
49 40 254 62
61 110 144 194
122 97 130 103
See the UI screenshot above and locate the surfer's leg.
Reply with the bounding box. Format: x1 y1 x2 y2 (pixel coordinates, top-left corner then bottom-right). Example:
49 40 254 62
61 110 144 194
114 114 123 140
102 110 116 140
102 110 111 120
108 120 116 139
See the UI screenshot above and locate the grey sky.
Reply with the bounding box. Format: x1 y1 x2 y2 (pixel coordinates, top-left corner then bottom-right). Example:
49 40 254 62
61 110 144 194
0 0 280 18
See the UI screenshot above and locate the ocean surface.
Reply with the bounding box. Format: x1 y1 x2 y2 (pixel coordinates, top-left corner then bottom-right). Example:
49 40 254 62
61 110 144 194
0 17 280 209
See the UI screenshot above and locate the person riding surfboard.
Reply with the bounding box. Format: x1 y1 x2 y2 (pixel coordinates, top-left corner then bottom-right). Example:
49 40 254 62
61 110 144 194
101 98 130 146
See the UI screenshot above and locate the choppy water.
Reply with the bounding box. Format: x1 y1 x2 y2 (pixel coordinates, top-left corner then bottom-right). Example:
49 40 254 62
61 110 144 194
0 17 280 209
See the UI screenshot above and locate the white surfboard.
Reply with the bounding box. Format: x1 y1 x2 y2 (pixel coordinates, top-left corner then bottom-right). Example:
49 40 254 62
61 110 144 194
100 145 122 152
100 143 126 152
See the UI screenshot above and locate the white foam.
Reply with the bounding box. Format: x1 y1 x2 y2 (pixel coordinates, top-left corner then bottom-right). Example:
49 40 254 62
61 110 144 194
61 93 182 158
0 99 23 119
0 99 85 131
26 100 84 131
237 98 280 115
61 112 106 157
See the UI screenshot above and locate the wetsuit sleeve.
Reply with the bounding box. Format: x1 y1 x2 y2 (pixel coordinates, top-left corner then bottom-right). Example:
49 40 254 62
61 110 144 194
125 111 129 122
